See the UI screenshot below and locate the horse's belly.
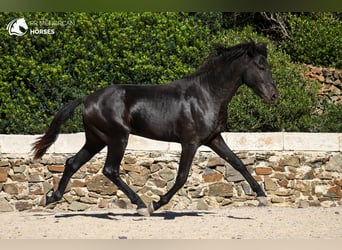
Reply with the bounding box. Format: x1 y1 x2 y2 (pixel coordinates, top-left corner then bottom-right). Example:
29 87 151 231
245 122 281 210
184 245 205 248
130 118 180 143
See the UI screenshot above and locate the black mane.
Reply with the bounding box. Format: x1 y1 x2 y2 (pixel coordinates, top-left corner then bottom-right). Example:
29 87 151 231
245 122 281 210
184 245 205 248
187 41 267 79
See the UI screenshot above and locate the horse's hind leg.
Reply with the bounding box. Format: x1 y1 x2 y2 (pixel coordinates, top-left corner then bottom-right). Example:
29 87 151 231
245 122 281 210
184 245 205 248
207 134 268 206
102 136 149 216
45 139 104 205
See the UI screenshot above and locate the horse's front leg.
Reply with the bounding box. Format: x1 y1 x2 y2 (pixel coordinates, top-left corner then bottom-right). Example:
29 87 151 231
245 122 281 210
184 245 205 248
151 143 198 212
207 134 268 206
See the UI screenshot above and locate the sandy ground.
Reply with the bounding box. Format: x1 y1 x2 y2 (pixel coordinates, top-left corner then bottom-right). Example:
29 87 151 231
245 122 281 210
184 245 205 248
0 207 341 239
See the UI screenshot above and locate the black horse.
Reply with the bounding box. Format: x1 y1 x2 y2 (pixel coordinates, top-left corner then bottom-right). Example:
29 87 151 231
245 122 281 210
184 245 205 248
32 41 278 216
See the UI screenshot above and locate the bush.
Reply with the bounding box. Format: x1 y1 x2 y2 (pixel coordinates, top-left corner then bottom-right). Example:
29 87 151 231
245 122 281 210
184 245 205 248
0 13 339 134
0 12 211 134
314 102 342 132
282 13 342 68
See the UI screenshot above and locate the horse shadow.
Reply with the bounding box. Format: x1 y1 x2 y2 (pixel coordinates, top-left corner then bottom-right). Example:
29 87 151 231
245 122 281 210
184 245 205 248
49 210 215 221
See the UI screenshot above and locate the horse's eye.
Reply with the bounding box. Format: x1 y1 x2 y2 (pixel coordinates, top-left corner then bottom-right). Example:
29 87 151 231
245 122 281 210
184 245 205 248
254 60 265 70
258 64 266 70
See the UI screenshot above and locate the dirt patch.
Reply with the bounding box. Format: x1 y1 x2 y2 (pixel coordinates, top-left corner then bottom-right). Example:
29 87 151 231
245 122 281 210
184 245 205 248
0 207 341 239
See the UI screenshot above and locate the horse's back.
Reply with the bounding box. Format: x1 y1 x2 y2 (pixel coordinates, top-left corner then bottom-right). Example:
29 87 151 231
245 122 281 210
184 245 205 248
82 82 185 140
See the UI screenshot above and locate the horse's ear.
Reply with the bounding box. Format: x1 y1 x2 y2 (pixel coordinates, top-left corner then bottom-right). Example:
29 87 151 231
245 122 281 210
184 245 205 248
247 42 268 58
256 43 268 58
247 42 257 58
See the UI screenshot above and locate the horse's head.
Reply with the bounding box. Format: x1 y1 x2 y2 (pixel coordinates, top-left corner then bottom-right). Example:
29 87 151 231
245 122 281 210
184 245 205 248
242 43 279 104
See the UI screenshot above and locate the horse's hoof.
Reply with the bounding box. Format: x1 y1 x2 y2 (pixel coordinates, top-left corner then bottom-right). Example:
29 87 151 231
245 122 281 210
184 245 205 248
257 196 268 206
137 202 155 216
137 208 151 217
148 201 155 214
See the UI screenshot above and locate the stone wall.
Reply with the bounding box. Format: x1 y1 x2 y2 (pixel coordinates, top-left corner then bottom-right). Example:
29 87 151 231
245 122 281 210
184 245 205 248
0 133 341 212
306 65 342 113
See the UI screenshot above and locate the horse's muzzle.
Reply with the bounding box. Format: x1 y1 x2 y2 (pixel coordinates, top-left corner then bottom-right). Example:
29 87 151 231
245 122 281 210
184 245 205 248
262 89 279 105
269 92 279 104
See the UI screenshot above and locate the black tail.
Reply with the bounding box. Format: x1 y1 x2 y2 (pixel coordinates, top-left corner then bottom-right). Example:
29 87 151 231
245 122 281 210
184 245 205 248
32 98 83 159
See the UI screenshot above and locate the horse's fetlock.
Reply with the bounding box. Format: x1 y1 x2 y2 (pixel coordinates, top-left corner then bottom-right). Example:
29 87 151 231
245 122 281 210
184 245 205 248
53 191 62 200
45 190 63 205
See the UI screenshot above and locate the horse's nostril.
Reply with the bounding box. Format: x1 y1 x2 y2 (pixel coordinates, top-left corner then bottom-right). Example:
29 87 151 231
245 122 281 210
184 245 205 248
269 93 279 103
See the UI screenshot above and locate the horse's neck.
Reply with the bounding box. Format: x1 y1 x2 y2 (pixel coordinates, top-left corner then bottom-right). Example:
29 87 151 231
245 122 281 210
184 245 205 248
200 68 243 105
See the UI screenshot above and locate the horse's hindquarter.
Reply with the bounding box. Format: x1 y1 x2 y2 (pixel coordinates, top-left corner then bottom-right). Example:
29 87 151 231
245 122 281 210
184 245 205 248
83 85 130 136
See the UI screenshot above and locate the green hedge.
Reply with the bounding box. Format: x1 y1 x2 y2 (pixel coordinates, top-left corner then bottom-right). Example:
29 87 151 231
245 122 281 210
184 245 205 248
282 13 342 68
0 12 211 134
0 13 340 134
